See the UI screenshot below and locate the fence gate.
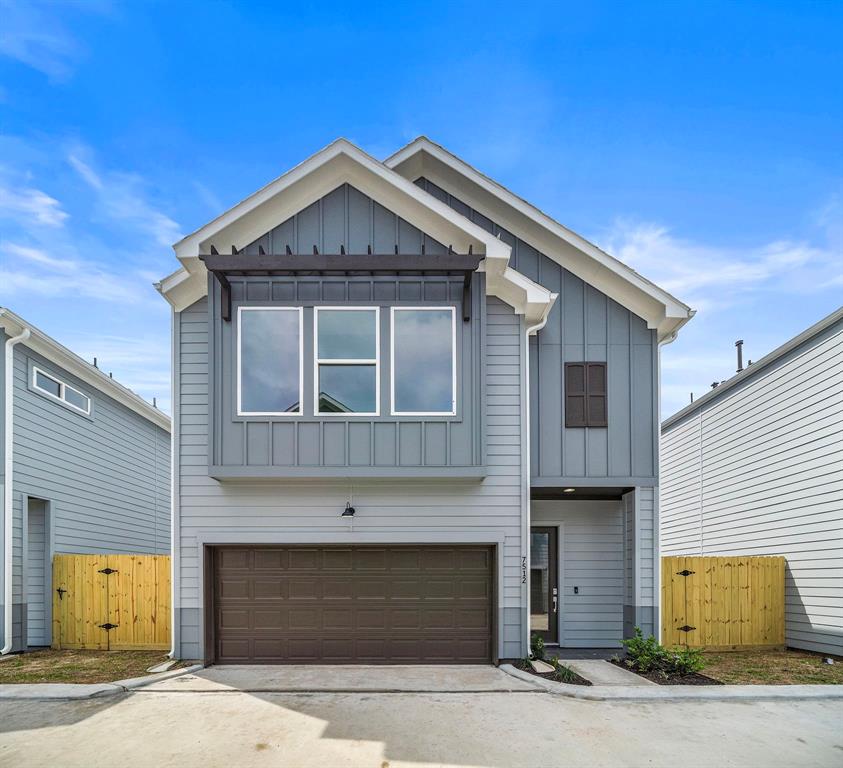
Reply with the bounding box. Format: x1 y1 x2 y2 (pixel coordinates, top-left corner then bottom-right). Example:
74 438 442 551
661 555 785 650
52 554 170 650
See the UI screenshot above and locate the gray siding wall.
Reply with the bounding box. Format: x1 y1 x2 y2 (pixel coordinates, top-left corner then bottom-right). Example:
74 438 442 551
174 295 527 660
532 500 624 647
209 273 485 475
621 487 658 639
1 343 170 650
532 491 657 647
661 319 843 655
415 178 659 487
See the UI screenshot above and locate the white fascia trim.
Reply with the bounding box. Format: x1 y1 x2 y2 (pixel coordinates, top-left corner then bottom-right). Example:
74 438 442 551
0 309 170 432
386 138 694 341
156 138 556 326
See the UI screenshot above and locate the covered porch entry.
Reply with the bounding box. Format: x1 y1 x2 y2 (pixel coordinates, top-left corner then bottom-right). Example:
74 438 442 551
529 487 658 652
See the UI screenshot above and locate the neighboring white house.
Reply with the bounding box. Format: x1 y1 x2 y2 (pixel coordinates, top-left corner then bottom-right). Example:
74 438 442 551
661 306 843 656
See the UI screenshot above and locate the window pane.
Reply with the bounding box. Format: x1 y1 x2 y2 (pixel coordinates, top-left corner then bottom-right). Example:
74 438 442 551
65 386 90 412
35 371 61 398
240 310 300 413
393 309 454 413
318 310 376 360
318 365 376 413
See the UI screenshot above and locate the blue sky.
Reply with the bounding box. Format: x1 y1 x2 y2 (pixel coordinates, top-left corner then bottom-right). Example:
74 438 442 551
1 0 841 416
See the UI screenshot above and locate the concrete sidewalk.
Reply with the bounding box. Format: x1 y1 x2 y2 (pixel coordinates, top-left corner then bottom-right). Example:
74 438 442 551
0 664 204 700
501 664 843 702
556 659 657 686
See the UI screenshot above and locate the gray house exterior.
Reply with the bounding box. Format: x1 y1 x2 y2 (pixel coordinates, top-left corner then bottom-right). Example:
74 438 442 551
661 307 843 656
158 137 692 663
0 309 171 652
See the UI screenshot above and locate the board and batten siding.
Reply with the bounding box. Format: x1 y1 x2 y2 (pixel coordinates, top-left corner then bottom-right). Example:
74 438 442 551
174 295 527 660
661 317 843 655
414 178 659 486
2 343 170 650
208 273 485 475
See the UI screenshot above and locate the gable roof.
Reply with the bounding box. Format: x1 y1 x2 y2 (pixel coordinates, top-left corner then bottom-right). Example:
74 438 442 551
0 308 171 431
662 305 843 431
157 136 693 338
157 138 556 327
386 137 693 341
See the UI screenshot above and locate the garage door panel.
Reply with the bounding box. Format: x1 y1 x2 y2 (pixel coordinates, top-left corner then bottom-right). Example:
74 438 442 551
213 545 493 664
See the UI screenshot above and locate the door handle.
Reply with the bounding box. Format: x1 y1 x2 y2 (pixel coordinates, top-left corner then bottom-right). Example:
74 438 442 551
552 588 558 613
56 587 67 601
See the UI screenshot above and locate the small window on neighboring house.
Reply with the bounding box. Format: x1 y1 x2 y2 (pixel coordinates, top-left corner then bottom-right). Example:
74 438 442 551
315 307 379 415
565 362 607 427
32 367 91 415
237 307 303 415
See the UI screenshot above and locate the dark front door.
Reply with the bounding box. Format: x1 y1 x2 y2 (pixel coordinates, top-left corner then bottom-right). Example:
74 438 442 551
530 527 558 644
211 545 494 664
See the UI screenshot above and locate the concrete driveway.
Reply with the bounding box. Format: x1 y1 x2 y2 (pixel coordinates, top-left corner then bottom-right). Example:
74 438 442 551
0 667 841 767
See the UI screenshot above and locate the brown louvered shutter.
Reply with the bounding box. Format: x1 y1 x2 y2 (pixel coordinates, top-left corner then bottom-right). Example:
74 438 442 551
586 363 607 427
564 363 587 427
565 362 607 427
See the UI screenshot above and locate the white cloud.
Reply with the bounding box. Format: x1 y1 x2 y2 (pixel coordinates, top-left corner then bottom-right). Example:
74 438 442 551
1 241 153 305
596 216 842 311
0 0 80 80
0 184 69 227
68 150 182 247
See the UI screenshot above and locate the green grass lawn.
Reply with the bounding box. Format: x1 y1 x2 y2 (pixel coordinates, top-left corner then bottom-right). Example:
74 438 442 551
702 649 843 685
0 649 180 684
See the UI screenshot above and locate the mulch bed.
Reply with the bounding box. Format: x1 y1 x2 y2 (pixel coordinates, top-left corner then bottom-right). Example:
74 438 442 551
515 659 592 686
609 658 723 685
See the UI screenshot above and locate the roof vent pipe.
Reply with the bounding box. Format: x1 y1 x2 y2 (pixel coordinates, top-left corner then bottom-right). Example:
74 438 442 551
735 339 744 373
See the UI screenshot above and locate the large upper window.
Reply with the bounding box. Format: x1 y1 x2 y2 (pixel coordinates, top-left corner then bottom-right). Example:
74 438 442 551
391 307 456 415
237 307 302 415
32 367 91 415
315 307 379 415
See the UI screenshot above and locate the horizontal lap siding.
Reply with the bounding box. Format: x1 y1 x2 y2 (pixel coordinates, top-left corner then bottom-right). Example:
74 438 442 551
532 501 625 647
661 321 843 654
176 296 525 660
1 344 170 650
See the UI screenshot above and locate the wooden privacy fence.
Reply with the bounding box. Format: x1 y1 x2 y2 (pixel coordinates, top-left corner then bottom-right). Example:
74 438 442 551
52 554 170 650
661 555 785 650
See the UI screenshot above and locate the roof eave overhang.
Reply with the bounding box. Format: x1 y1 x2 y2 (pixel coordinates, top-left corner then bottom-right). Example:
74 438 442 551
0 308 171 432
157 139 555 328
386 138 693 342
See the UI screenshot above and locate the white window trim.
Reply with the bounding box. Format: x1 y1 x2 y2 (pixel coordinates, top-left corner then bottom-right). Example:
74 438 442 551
390 306 457 417
314 306 380 417
32 366 91 416
236 306 304 417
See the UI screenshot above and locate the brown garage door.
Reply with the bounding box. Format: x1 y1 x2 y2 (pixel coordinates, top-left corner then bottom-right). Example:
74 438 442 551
211 545 494 664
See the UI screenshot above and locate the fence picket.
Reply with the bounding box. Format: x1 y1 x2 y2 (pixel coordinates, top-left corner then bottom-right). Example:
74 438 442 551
660 556 785 651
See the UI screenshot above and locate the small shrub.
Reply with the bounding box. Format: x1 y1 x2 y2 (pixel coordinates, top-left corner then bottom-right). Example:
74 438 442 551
622 627 706 677
530 633 546 661
551 658 579 684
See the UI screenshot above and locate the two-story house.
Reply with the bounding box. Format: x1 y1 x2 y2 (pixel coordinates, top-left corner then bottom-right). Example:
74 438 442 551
1 309 171 653
157 138 692 664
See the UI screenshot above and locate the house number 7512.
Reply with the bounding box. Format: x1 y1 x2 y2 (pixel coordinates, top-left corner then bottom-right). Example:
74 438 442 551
521 556 527 584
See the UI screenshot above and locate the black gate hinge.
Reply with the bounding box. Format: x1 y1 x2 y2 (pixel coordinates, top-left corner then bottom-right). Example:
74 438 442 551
676 569 695 576
99 623 119 631
678 625 696 632
98 568 118 575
